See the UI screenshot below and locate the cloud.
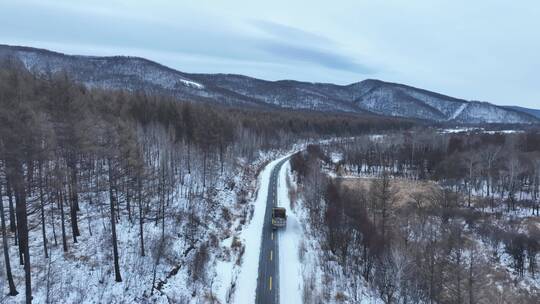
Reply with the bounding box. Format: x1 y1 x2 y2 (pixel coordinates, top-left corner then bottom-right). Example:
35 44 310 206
251 20 334 45
0 2 374 76
1 0 538 107
256 41 373 74
251 20 373 75
0 1 261 62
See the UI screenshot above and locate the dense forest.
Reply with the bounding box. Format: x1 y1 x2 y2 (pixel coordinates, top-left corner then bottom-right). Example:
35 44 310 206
0 61 415 303
289 131 540 303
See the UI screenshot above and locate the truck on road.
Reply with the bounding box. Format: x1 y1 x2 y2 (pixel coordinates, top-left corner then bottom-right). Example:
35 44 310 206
271 207 287 229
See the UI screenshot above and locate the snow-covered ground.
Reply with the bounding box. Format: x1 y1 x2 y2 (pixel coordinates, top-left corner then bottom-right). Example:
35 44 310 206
233 154 292 304
277 161 303 304
449 103 468 120
439 127 523 134
0 146 305 304
283 158 382 303
1 139 366 304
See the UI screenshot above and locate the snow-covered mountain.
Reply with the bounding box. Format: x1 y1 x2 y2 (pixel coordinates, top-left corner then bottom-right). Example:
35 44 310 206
503 106 540 119
1 44 537 124
348 79 539 124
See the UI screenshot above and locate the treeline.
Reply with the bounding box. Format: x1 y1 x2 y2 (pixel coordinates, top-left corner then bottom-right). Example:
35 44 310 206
0 62 414 302
338 131 540 213
291 144 539 303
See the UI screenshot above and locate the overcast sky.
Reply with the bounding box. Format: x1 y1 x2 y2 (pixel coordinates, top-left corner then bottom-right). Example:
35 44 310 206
1 0 538 108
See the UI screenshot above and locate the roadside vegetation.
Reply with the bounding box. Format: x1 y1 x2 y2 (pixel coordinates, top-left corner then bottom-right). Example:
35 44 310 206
290 132 540 303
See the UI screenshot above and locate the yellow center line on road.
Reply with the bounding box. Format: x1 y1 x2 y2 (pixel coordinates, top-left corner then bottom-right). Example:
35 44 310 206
269 276 272 291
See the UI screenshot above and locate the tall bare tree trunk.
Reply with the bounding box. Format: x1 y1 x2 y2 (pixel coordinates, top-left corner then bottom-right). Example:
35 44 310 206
68 158 80 240
6 178 16 232
1 183 18 296
126 183 132 223
138 177 145 257
59 188 68 252
468 249 475 304
38 162 49 258
203 149 207 188
11 160 32 303
50 191 58 246
108 158 122 282
68 181 78 244
187 142 191 174
15 193 24 266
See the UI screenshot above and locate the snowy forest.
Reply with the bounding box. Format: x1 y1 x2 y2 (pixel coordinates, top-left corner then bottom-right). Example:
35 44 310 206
0 62 414 303
2 1 540 303
288 130 540 303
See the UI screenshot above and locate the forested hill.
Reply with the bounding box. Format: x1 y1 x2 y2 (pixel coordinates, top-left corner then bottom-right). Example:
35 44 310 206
1 44 538 124
0 63 413 159
504 105 540 119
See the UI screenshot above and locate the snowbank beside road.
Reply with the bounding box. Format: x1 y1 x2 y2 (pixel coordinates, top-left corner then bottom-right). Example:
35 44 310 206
233 154 291 304
278 161 303 304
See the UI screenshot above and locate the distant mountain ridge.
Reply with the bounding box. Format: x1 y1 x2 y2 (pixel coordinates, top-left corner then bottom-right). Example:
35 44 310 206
0 44 538 124
503 106 540 119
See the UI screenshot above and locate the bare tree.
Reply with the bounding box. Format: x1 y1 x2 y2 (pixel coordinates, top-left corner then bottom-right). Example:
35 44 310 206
1 181 18 296
107 157 122 282
370 171 399 245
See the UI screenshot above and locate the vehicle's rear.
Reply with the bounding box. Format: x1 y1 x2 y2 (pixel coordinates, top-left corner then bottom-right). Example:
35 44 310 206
272 207 287 229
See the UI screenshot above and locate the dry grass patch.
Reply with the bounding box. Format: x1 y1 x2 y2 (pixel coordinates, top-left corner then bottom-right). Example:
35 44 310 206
338 177 439 207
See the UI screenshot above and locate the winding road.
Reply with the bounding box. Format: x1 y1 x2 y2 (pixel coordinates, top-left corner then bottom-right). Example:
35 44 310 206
255 157 288 304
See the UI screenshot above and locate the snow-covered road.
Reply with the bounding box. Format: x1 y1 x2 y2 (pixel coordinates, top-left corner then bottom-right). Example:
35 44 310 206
233 154 291 304
232 153 304 304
